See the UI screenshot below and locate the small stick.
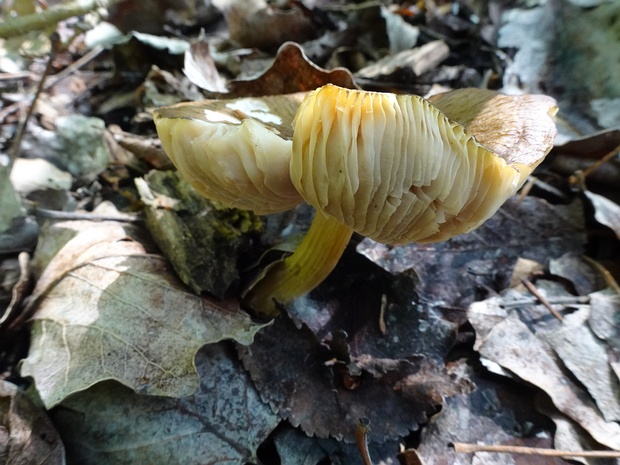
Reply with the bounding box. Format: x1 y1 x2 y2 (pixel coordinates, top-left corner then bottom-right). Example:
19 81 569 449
569 142 620 184
34 207 142 223
521 278 564 321
501 295 590 309
453 442 620 458
356 418 373 465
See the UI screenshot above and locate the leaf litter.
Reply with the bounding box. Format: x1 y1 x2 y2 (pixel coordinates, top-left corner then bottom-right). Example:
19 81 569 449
1 0 620 464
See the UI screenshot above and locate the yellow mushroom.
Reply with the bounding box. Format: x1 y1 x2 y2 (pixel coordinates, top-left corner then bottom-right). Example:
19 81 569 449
154 85 557 316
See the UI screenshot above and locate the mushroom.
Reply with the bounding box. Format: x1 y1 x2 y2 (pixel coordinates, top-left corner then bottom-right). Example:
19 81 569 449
154 85 557 316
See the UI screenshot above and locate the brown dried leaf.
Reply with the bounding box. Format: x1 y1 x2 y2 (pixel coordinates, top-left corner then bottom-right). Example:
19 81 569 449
227 42 358 97
51 344 279 465
20 221 265 408
238 253 463 443
238 313 457 443
213 0 317 51
0 380 65 464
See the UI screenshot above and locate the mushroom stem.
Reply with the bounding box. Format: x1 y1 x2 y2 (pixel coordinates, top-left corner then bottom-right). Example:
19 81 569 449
244 210 353 316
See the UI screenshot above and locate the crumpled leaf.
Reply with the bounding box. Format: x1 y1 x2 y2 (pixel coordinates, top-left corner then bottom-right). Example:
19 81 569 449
549 252 607 295
227 42 358 96
51 344 279 465
543 308 620 422
21 221 265 408
212 0 317 51
0 380 65 464
238 252 465 443
472 312 620 450
356 40 449 80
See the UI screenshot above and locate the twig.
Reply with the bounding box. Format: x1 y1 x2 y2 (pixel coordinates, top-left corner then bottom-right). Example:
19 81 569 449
34 208 143 223
7 33 61 165
569 142 620 185
0 0 117 39
521 278 564 321
453 442 620 458
501 295 590 309
356 418 373 465
44 45 105 89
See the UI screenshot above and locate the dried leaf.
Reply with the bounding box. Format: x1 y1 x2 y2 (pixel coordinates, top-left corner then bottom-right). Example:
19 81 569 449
20 221 265 408
183 37 228 93
475 313 620 449
549 253 607 295
417 372 565 465
358 197 586 308
274 426 400 465
585 190 620 239
544 308 620 422
213 0 317 50
238 253 463 442
227 42 358 97
51 344 279 465
356 41 449 80
0 380 65 464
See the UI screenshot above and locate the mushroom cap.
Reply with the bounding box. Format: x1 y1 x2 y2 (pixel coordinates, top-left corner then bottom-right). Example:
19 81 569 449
154 96 304 215
291 84 557 245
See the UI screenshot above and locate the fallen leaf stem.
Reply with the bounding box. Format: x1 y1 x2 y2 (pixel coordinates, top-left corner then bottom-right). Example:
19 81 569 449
453 443 620 458
521 278 564 321
243 210 353 316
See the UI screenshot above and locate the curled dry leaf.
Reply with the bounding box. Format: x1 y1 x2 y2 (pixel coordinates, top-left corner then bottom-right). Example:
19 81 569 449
51 344 279 465
584 189 620 240
20 221 265 408
227 42 358 96
0 380 65 464
183 37 228 94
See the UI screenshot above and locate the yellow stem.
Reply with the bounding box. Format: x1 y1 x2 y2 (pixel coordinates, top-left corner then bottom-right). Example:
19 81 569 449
243 210 353 316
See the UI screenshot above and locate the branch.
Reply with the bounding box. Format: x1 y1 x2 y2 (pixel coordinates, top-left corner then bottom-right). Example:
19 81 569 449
453 443 620 458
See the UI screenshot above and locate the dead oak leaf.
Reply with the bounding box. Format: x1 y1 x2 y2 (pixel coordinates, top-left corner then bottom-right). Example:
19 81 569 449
20 221 265 409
